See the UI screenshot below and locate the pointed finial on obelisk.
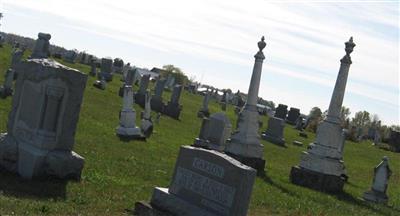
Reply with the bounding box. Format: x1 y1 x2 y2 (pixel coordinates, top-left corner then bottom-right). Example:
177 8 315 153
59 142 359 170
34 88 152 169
258 36 266 52
345 36 355 55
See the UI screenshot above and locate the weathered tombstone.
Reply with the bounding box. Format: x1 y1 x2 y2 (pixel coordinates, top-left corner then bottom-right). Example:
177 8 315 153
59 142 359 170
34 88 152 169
0 69 14 98
30 33 51 59
98 57 113 82
10 46 24 70
135 74 150 108
150 78 167 113
193 112 232 151
116 85 142 138
286 107 300 125
262 117 285 146
135 146 257 216
274 104 288 120
290 37 356 193
63 50 78 63
197 92 211 118
141 91 153 138
363 156 392 203
164 74 175 91
225 37 266 174
373 132 381 145
294 116 304 131
113 58 124 74
163 84 183 119
89 59 97 77
388 130 400 152
0 57 87 179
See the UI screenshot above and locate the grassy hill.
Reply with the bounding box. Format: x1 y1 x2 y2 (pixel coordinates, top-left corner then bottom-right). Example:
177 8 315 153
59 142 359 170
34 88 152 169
0 43 399 215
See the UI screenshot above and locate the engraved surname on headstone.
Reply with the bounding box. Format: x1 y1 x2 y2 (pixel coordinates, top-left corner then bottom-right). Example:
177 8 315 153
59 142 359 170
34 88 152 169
192 157 224 178
173 167 236 208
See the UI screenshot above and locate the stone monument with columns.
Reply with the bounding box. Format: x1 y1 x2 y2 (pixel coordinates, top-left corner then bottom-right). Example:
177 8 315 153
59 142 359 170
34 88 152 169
225 36 266 174
363 156 392 203
0 56 87 179
290 37 356 193
116 85 142 138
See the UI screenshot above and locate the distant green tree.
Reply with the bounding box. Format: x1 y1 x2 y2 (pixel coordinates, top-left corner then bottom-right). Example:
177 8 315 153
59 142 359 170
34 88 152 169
340 106 351 128
162 64 188 85
306 107 323 132
351 110 371 128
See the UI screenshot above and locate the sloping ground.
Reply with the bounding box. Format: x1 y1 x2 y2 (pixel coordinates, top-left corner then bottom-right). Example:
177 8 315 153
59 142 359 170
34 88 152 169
0 44 399 215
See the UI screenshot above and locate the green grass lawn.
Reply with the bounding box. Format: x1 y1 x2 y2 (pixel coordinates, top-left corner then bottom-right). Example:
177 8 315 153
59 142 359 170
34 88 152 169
0 44 399 215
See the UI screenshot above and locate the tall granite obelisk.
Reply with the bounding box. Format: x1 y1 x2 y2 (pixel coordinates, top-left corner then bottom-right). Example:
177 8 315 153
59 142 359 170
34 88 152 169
290 37 356 193
225 36 266 174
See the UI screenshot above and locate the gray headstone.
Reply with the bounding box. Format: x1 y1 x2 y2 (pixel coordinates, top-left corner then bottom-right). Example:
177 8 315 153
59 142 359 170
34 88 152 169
262 117 285 145
153 78 167 99
139 74 151 95
286 107 300 124
125 68 137 86
0 58 87 179
150 146 256 216
170 84 182 105
274 104 288 119
363 156 392 203
194 112 232 151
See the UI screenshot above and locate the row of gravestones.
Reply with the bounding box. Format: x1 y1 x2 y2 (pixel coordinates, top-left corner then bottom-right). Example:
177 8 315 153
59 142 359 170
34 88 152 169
0 33 394 215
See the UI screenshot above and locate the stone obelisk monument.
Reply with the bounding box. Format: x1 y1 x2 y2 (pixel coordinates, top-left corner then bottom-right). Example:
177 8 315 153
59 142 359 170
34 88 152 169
290 37 356 193
225 36 266 174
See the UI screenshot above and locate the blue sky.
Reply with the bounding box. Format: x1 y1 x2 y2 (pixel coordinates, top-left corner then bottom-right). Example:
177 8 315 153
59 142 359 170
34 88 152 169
1 0 399 125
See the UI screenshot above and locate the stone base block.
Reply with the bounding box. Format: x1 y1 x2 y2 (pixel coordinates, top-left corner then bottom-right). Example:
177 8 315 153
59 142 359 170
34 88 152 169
225 152 265 175
149 187 217 216
140 119 153 138
93 80 106 90
363 190 388 203
262 133 285 146
135 93 146 108
0 133 18 172
150 98 165 113
290 166 344 193
45 150 84 180
293 141 303 146
116 126 142 138
18 143 48 178
192 138 225 152
163 103 182 120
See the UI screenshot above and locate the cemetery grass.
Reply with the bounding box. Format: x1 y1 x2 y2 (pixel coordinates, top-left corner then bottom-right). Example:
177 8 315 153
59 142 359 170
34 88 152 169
0 44 399 216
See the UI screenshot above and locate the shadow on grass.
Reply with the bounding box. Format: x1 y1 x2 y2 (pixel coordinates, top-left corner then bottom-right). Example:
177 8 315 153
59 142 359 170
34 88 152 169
117 134 146 143
0 168 67 200
333 191 399 215
259 173 299 198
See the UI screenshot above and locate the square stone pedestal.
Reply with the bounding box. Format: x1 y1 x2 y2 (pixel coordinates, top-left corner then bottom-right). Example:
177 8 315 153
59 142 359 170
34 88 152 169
150 98 165 113
163 102 182 120
290 166 345 193
135 93 146 108
262 133 285 146
226 152 265 175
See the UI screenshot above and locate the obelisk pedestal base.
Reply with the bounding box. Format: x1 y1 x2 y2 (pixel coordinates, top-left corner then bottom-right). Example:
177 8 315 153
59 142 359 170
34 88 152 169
226 152 265 175
290 166 345 193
